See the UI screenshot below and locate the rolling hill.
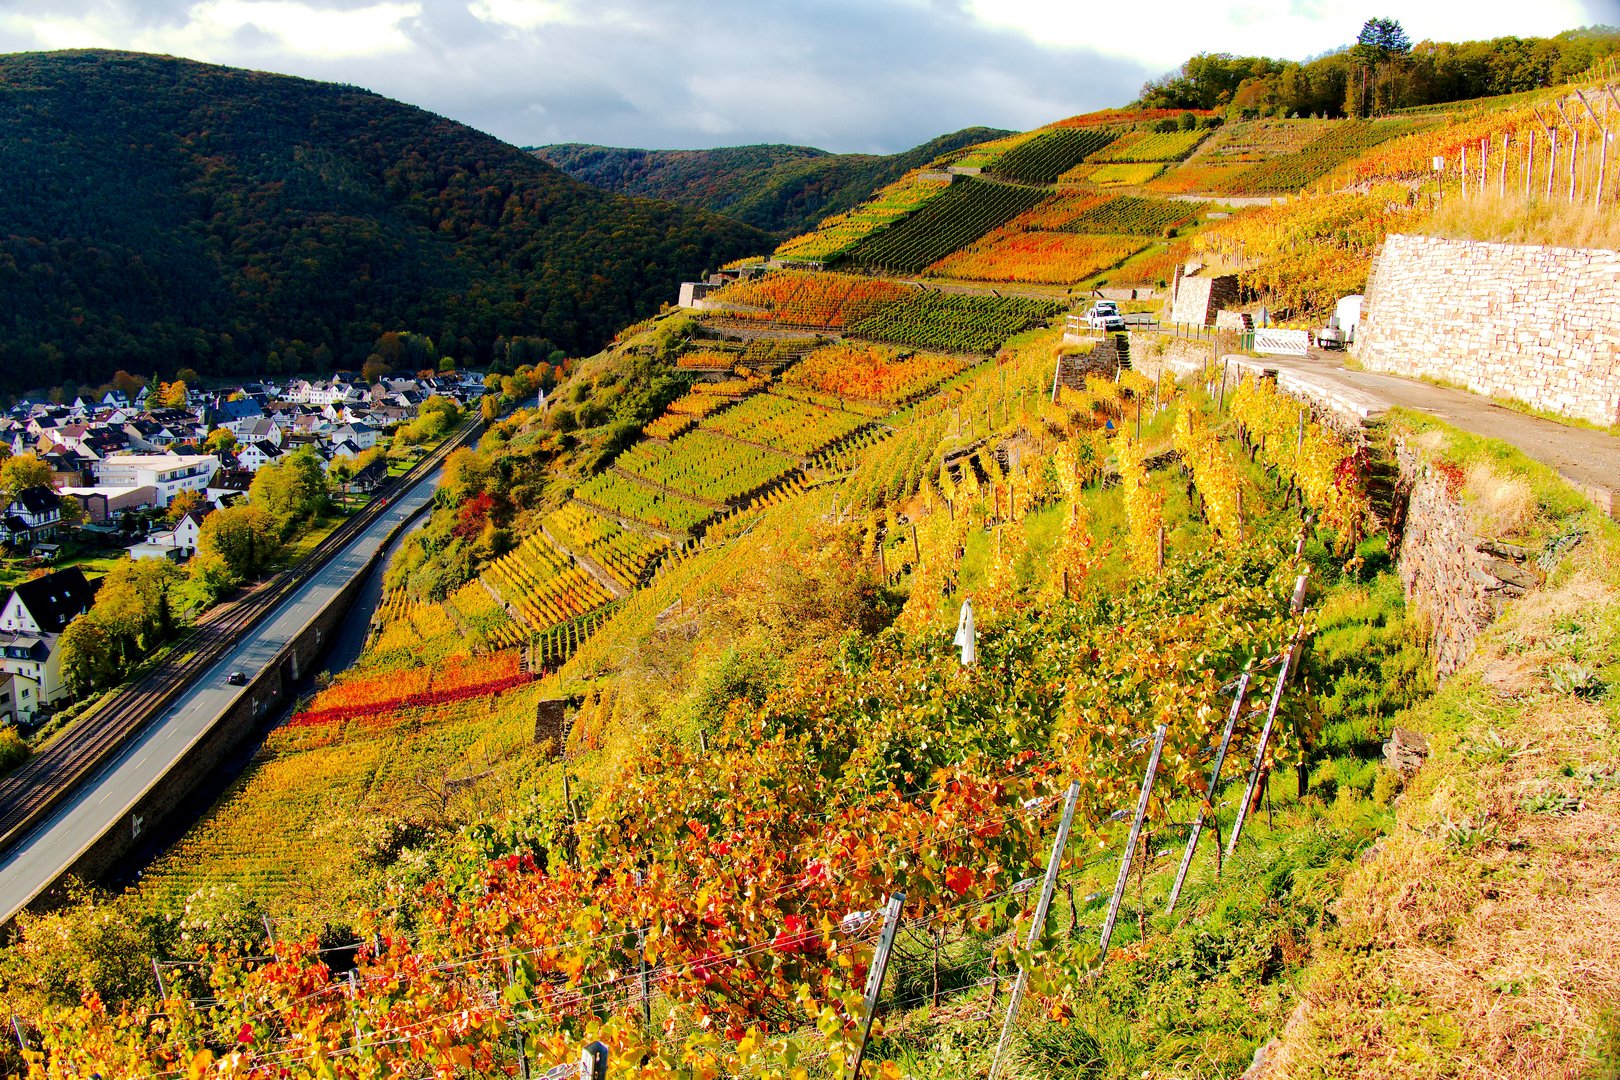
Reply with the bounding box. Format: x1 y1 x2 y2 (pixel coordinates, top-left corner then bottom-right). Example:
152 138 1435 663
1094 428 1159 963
530 127 1009 236
0 50 770 394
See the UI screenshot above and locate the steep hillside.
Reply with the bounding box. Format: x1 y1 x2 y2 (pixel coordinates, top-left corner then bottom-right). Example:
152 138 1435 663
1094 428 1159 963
0 50 769 393
531 127 1008 235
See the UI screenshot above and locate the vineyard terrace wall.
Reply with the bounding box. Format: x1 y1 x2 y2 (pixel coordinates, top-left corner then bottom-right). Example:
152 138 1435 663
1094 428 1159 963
1355 233 1620 427
1391 436 1543 678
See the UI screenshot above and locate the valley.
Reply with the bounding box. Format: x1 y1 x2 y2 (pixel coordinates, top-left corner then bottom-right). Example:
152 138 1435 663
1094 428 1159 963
2 24 1620 1080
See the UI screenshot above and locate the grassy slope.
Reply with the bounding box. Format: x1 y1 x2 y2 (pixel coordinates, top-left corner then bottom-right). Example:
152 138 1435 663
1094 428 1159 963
532 127 1010 237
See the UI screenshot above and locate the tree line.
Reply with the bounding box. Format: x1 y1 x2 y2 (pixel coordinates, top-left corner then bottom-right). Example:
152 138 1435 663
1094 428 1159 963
1139 23 1620 119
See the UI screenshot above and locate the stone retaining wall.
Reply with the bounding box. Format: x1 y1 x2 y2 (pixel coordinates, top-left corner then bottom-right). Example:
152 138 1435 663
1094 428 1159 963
1355 233 1620 427
1393 437 1541 678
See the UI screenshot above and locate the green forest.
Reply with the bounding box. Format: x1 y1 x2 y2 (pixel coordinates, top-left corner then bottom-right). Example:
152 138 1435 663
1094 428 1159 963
0 50 768 394
532 127 1008 237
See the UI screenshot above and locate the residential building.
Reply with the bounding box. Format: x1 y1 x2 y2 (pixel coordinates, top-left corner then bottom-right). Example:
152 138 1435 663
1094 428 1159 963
95 453 219 506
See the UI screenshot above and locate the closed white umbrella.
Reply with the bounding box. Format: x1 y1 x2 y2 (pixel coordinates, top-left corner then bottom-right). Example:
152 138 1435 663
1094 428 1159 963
953 599 976 666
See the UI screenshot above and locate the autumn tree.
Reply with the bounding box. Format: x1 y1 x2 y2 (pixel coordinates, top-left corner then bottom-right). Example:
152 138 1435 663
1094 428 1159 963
249 447 329 536
89 557 184 662
195 504 281 584
205 428 238 455
0 454 54 503
167 489 206 524
58 616 117 697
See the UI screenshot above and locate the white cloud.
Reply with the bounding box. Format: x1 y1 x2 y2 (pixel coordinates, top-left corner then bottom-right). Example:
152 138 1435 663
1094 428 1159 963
466 0 571 31
963 0 1596 71
6 0 422 61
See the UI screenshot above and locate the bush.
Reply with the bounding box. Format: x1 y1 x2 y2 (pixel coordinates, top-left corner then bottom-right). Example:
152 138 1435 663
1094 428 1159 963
0 725 28 773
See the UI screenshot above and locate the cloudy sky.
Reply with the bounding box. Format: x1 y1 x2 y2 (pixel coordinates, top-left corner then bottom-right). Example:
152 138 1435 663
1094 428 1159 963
1 0 1614 152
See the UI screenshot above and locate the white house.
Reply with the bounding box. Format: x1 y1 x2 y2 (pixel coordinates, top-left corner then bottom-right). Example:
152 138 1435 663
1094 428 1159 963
237 440 284 473
95 453 219 506
0 487 63 547
130 509 206 561
0 567 99 718
328 422 378 451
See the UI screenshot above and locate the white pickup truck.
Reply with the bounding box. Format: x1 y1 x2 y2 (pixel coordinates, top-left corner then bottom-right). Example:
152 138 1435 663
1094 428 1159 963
1086 300 1126 332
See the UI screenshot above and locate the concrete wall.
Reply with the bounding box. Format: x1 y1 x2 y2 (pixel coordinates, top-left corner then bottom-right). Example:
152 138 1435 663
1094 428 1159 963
1355 233 1620 427
44 509 425 895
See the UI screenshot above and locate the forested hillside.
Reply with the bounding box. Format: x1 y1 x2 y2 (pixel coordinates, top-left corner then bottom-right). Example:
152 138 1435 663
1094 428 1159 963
531 127 1008 236
0 50 769 394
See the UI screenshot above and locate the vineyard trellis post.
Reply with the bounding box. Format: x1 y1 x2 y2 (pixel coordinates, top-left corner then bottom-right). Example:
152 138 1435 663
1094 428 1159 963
988 781 1082 1080
10 1015 26 1054
846 891 906 1080
1166 666 1253 913
1574 90 1607 206
1227 612 1304 857
1098 724 1167 965
579 1041 610 1080
347 970 363 1048
635 869 653 1031
150 957 169 1003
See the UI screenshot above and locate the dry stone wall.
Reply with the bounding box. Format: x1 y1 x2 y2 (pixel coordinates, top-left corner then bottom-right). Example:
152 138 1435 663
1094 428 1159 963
1393 437 1542 678
1355 233 1620 427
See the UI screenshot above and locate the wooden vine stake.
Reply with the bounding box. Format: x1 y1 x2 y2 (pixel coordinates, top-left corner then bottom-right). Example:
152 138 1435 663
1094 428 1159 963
988 782 1082 1080
1227 577 1308 856
1098 725 1167 964
1166 667 1253 913
847 892 906 1080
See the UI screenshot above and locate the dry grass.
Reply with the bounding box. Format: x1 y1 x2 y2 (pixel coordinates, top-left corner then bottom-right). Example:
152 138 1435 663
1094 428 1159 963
1420 191 1620 251
1253 562 1620 1079
1464 461 1541 539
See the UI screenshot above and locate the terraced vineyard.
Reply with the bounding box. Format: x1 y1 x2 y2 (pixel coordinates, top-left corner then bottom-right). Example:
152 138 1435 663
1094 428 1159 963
927 227 1147 284
1224 119 1429 194
1062 195 1205 236
706 269 912 328
1187 117 1333 163
483 532 616 631
991 127 1116 183
574 472 715 535
447 580 527 648
780 342 970 410
1088 162 1166 186
1002 191 1110 231
842 179 1046 273
1087 129 1208 162
775 175 951 263
544 503 670 589
616 429 799 505
847 290 1061 352
701 392 868 457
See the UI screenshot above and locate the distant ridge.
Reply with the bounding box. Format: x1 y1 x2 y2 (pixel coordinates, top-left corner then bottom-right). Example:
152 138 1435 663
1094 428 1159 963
531 128 1011 237
0 50 769 393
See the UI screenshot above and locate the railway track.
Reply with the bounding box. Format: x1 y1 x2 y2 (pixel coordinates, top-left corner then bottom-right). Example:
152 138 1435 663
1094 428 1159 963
0 420 479 857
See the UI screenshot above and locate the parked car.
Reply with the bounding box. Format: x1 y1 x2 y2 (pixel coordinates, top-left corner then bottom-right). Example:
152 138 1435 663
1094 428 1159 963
1316 316 1347 349
1086 301 1125 332
226 671 248 686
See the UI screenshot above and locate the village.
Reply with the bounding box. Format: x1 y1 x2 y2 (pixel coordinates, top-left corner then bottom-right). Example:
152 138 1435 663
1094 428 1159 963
0 367 490 726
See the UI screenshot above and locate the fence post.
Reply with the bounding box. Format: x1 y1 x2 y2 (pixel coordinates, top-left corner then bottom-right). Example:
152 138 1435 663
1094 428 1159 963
579 1041 610 1080
847 892 906 1080
1227 635 1300 857
1166 668 1253 913
988 782 1082 1080
1098 725 1167 964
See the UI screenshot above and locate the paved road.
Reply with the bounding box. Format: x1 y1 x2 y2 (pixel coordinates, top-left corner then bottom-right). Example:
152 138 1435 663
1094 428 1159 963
1230 349 1620 516
0 465 444 924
